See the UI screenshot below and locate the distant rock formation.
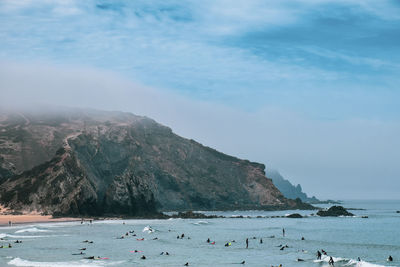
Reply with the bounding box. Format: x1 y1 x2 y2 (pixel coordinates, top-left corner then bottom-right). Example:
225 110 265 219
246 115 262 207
286 213 303 218
0 108 314 216
266 169 319 203
317 206 354 217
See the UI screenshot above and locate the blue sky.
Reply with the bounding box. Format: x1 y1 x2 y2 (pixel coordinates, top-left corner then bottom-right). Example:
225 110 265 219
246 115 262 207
1 0 399 199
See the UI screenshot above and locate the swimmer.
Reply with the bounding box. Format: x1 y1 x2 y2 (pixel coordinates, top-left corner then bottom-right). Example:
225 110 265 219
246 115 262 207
301 237 305 240
141 255 146 260
166 252 169 255
79 248 86 250
297 258 304 261
181 234 185 239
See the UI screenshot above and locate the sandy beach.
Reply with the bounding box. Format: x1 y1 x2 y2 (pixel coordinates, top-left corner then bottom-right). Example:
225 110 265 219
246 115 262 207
0 214 81 226
0 205 80 226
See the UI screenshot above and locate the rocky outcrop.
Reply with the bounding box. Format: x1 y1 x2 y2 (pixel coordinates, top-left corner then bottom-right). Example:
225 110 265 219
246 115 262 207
266 169 319 203
0 108 314 216
317 206 354 217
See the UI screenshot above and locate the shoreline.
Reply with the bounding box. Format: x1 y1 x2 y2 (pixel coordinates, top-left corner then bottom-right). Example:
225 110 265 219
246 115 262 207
0 214 83 227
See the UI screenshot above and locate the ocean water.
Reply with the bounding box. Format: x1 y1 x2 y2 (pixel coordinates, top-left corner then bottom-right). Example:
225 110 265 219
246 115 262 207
0 200 399 267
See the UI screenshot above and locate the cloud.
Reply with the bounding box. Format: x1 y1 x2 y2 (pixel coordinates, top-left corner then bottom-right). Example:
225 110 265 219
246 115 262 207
1 61 399 199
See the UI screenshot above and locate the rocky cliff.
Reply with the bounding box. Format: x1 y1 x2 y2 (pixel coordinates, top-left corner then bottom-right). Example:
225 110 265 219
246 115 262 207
0 108 313 216
266 169 319 203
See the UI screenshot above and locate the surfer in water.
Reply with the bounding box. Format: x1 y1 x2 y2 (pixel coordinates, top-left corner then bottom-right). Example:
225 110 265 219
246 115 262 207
282 228 285 237
329 256 334 266
317 250 322 260
388 256 393 262
246 238 249 249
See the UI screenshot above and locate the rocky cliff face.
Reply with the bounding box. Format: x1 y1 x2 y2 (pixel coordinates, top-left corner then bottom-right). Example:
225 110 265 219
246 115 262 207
0 108 312 216
266 169 319 203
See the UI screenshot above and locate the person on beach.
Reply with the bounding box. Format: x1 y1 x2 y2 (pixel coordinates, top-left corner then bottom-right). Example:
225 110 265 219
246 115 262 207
317 250 322 260
329 256 334 266
246 238 249 248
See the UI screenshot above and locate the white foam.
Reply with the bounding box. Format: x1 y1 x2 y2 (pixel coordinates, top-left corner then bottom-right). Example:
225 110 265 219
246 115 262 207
346 259 387 267
8 258 125 267
15 227 50 233
142 225 154 233
315 256 387 267
192 221 209 225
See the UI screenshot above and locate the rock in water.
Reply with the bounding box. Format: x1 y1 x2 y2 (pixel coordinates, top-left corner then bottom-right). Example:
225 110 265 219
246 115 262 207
317 206 354 217
0 108 314 216
286 213 303 218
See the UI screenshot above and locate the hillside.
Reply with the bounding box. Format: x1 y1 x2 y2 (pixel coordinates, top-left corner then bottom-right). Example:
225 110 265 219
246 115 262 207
0 108 313 216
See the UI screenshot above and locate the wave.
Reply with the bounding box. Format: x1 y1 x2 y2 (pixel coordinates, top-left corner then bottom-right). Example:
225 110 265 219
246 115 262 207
0 233 46 239
142 225 155 233
314 255 387 267
15 227 51 233
8 258 125 267
191 221 209 225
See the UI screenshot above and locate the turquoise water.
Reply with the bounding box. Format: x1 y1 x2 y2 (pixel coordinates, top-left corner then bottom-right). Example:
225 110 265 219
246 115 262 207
0 200 399 267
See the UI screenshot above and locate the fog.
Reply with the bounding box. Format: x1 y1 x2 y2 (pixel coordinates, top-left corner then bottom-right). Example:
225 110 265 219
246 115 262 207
1 61 399 200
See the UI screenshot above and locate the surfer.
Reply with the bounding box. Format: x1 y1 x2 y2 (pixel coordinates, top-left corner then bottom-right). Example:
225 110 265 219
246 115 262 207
282 228 285 237
260 238 263 244
184 263 189 266
246 238 249 249
317 251 322 259
240 260 245 264
207 238 210 243
181 233 185 239
329 256 334 266
388 256 393 262
141 255 146 260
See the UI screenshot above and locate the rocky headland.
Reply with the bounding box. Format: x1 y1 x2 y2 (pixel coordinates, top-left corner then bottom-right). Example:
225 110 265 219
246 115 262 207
0 108 314 217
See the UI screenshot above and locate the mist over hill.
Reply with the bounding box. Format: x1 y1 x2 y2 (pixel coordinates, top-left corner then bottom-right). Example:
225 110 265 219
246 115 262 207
0 108 313 216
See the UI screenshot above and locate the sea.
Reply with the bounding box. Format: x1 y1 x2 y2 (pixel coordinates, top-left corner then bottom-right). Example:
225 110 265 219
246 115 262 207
0 200 399 267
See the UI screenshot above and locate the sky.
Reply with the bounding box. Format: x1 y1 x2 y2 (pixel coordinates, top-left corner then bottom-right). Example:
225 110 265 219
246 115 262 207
0 0 399 199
